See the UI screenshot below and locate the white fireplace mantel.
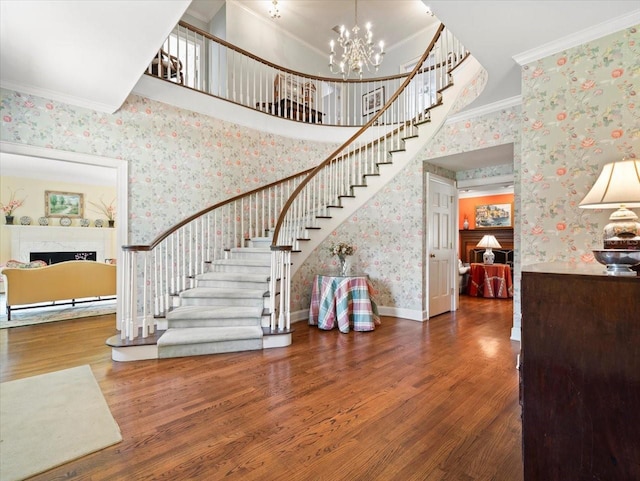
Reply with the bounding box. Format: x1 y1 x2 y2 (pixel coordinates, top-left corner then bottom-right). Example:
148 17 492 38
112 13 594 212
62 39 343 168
7 225 114 263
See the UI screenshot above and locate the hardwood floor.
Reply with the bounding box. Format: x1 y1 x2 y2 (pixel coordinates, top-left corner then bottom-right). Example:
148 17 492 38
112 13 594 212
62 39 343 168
0 296 522 480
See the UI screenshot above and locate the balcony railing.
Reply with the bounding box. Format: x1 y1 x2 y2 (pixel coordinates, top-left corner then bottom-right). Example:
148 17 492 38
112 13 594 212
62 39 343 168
147 20 464 127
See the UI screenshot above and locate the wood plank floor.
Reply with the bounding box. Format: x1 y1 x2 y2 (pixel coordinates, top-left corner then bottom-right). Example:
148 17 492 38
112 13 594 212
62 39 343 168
0 296 522 481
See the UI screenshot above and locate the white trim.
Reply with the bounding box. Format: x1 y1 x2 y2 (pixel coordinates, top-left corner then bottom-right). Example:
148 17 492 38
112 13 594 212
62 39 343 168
263 333 292 349
513 9 640 65
446 96 521 125
111 345 158 362
0 141 127 328
0 80 120 114
457 174 514 189
377 306 425 321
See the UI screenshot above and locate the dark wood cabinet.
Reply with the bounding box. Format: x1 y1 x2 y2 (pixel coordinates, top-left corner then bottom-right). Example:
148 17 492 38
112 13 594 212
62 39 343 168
521 266 640 481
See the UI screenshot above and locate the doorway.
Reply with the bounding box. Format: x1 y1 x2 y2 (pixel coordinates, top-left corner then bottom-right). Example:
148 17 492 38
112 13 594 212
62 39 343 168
0 142 127 321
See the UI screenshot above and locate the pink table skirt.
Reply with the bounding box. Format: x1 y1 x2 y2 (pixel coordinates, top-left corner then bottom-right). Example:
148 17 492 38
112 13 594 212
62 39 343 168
308 275 380 333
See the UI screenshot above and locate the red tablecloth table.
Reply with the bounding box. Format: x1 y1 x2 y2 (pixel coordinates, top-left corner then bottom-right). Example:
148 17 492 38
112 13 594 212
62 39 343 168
467 263 513 298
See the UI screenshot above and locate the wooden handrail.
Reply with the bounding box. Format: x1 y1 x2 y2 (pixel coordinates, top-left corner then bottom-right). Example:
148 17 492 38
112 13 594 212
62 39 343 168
270 24 447 248
122 167 314 252
177 20 413 85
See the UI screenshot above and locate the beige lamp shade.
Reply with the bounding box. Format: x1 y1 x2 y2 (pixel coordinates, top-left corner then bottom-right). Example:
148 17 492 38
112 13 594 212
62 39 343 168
476 235 502 249
477 235 501 264
579 158 640 265
579 159 640 209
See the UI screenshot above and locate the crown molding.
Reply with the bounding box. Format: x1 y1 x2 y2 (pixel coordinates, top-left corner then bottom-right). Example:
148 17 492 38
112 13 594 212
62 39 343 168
513 9 640 65
0 81 119 114
446 96 521 125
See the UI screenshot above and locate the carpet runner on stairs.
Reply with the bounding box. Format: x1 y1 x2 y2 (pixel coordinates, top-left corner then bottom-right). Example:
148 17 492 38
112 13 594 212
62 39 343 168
154 237 280 359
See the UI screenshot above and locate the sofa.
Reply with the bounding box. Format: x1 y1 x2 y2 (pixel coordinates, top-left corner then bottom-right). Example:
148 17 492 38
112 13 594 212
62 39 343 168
2 260 116 320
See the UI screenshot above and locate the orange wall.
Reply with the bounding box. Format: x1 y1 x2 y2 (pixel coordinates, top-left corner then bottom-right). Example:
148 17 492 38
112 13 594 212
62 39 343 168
459 193 514 230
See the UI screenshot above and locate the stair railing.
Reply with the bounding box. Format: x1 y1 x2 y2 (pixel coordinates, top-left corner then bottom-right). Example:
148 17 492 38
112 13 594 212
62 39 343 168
120 170 313 340
123 24 467 341
269 25 467 331
147 20 447 127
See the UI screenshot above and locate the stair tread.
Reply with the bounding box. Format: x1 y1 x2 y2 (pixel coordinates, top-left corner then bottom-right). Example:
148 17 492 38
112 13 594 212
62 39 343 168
181 287 265 298
214 259 270 266
196 272 269 282
230 247 270 252
167 305 263 320
158 326 263 345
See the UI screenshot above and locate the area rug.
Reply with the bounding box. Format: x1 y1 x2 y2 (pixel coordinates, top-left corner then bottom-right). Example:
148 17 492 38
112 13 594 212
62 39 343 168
0 365 122 481
0 295 116 328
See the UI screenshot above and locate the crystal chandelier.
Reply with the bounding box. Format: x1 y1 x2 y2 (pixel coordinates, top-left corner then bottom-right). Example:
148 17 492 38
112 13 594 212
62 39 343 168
329 0 384 79
269 0 280 19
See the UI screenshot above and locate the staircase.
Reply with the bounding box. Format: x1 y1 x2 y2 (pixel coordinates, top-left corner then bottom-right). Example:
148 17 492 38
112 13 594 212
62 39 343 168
110 235 292 361
116 25 481 362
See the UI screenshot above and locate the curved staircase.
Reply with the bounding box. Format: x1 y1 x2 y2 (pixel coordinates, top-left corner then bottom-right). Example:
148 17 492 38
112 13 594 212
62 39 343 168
113 25 483 361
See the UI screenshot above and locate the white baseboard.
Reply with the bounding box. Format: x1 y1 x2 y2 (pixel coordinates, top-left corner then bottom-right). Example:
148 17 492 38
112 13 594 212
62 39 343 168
112 345 158 362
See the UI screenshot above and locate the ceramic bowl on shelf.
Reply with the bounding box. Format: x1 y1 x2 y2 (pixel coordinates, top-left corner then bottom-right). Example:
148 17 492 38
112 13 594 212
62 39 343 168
20 216 32 225
38 217 49 226
80 218 91 227
59 216 72 227
94 219 104 228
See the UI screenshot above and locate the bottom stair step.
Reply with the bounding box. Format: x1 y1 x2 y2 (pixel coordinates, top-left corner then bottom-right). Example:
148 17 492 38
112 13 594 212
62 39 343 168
157 326 263 358
166 305 262 328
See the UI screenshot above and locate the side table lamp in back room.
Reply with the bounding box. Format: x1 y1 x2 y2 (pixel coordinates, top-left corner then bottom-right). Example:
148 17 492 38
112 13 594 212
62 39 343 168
476 234 501 265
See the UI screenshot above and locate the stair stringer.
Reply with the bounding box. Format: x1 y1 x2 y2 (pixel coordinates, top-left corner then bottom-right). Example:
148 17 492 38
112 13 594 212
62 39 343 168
286 56 484 279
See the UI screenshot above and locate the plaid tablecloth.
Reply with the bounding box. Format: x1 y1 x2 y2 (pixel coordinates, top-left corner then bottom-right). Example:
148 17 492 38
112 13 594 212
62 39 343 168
308 275 380 333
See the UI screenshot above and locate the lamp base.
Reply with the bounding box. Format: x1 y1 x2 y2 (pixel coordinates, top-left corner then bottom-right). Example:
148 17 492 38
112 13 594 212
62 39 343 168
483 249 495 265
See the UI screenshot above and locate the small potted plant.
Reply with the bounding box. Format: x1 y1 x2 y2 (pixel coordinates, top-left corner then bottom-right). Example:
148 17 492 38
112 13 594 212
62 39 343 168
89 197 116 227
1 188 26 225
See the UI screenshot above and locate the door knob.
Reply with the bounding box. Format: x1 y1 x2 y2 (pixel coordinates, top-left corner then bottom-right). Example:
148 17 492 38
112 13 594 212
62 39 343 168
430 253 436 258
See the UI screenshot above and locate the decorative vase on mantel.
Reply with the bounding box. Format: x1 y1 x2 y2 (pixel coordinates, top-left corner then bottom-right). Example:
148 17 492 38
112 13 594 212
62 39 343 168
5 215 14 225
108 219 115 228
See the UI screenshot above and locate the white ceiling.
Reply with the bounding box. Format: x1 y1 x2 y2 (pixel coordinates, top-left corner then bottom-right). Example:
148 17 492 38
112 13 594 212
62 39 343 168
1 1 639 185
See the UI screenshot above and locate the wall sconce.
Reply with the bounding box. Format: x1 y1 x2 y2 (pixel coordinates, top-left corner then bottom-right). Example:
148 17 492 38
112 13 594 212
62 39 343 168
476 235 501 265
579 158 640 275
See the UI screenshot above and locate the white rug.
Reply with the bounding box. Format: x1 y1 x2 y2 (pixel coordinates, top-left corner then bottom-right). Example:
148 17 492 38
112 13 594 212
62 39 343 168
0 294 116 328
0 365 122 481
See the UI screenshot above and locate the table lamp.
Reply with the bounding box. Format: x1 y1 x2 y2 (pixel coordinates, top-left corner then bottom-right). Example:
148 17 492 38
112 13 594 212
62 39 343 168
477 235 501 265
579 158 640 275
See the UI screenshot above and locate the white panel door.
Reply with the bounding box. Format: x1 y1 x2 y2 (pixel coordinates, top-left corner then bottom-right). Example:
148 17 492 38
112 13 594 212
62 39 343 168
427 175 455 317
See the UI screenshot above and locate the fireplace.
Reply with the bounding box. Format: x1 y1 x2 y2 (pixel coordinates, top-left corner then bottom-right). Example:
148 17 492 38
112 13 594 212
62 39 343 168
9 225 114 264
30 251 98 265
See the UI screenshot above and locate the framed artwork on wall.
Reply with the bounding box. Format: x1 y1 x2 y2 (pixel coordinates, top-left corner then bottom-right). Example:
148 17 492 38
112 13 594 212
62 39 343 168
45 191 84 218
475 203 512 228
362 86 385 116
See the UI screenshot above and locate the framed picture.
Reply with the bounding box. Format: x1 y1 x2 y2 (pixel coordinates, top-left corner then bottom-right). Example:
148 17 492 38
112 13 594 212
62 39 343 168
475 203 512 228
45 190 84 218
362 86 385 116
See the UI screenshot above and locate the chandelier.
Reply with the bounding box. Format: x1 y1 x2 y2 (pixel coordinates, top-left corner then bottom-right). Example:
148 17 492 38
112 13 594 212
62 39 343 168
329 0 384 78
269 0 280 19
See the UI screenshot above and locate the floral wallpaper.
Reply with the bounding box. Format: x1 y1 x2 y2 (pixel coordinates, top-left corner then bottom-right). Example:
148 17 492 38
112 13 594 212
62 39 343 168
290 66 523 316
1 91 339 245
520 25 639 267
5 22 633 337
